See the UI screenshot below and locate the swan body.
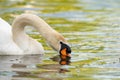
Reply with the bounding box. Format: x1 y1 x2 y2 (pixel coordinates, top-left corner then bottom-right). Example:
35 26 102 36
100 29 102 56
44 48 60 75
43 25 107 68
0 18 23 55
0 14 67 55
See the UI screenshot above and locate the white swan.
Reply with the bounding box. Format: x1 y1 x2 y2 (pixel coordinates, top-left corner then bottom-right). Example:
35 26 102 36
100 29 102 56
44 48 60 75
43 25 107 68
0 14 67 55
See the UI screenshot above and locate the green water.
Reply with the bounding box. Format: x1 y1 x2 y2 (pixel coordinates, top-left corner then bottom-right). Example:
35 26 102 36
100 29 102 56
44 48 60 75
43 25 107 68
0 0 120 80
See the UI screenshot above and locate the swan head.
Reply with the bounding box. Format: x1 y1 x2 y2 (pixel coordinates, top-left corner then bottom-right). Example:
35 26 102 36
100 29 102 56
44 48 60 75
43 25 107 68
45 31 68 51
59 41 71 65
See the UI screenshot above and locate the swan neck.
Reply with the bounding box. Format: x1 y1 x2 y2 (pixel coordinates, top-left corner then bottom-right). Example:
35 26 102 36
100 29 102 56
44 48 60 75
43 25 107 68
12 14 67 51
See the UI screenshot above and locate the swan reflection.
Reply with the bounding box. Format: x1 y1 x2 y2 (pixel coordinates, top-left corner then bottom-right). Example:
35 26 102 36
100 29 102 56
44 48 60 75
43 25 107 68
0 54 43 70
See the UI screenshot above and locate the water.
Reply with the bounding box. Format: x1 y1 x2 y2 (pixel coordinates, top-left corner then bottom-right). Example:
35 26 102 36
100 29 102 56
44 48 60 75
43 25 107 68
0 0 120 80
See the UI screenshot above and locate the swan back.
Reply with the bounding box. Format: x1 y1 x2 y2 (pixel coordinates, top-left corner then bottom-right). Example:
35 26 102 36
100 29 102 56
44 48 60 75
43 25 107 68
0 18 12 43
0 18 23 55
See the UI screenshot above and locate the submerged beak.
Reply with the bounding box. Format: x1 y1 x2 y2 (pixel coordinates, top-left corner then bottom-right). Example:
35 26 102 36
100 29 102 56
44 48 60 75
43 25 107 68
60 48 71 57
59 41 71 65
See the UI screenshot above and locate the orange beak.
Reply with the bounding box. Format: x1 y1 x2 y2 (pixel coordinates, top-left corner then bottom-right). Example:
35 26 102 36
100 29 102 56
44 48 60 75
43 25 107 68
60 48 71 65
61 48 67 56
60 48 71 57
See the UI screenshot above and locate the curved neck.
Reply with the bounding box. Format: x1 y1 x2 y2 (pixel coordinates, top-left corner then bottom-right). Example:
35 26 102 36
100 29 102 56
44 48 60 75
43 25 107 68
12 14 67 51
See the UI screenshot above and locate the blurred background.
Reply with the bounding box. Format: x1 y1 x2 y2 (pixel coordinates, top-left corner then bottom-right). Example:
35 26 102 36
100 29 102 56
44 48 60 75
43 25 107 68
0 0 120 80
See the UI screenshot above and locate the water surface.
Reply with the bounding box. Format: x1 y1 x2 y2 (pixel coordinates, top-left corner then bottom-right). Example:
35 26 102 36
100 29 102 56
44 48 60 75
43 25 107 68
0 0 120 80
